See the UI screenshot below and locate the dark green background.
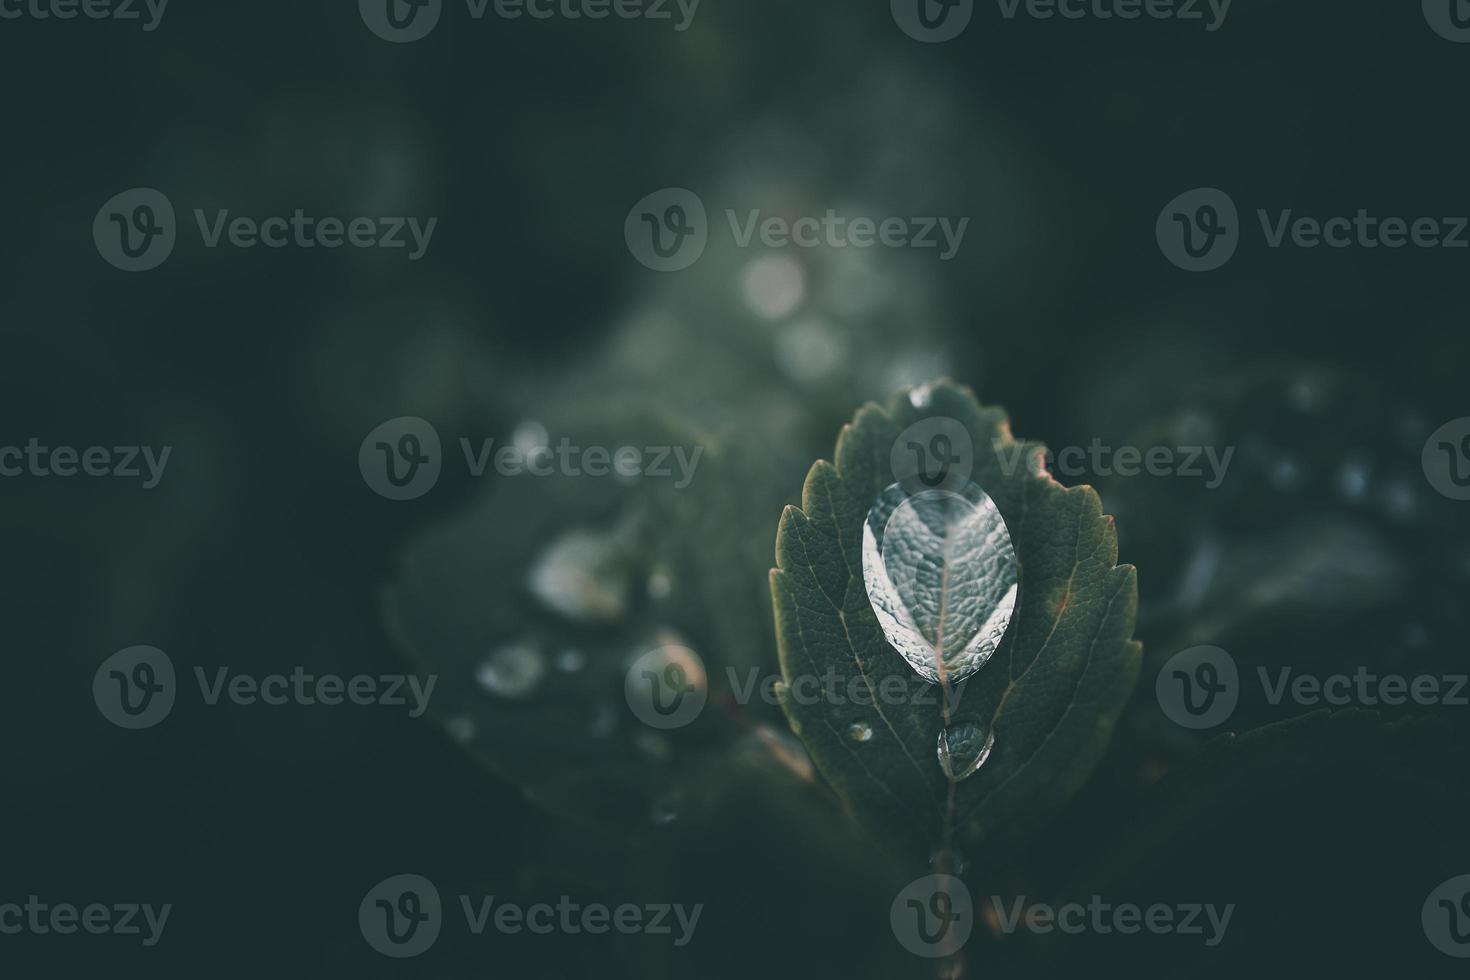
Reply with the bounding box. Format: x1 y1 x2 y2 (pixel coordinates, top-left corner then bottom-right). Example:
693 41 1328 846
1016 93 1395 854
4 1 1468 977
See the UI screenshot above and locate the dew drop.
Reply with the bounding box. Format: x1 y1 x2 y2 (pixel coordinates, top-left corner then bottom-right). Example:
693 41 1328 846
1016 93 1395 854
445 715 477 744
587 703 618 739
475 643 547 699
528 529 631 622
847 722 873 743
650 794 681 827
937 723 995 782
647 566 673 601
513 418 550 457
1268 456 1303 492
775 318 846 385
1335 458 1371 503
928 848 967 875
741 255 806 321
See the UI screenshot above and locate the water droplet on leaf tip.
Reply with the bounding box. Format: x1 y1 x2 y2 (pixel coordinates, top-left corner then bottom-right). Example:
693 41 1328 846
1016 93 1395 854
937 723 995 782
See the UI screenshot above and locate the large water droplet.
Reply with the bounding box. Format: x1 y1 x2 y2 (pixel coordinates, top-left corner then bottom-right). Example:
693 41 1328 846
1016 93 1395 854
528 529 632 622
847 722 873 743
937 723 995 782
475 643 547 699
862 481 1019 685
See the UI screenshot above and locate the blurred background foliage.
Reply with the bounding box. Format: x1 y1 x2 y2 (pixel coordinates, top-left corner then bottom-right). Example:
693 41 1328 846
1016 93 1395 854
4 1 1470 976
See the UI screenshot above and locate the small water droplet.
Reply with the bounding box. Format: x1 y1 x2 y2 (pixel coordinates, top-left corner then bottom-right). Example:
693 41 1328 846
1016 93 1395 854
938 723 995 782
475 643 547 699
775 318 846 385
650 793 681 827
1379 478 1417 522
927 848 967 875
445 715 477 744
635 730 673 761
647 567 673 601
1268 456 1302 492
1335 458 1371 503
556 649 587 673
908 382 936 409
588 703 618 738
513 418 550 458
847 722 873 743
741 255 806 321
528 529 631 622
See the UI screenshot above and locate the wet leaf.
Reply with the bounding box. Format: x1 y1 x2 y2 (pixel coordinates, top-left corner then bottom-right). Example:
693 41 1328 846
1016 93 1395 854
770 380 1141 864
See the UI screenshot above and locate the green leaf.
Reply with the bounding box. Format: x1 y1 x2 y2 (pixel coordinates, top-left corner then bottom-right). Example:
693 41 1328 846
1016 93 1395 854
770 380 1141 865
